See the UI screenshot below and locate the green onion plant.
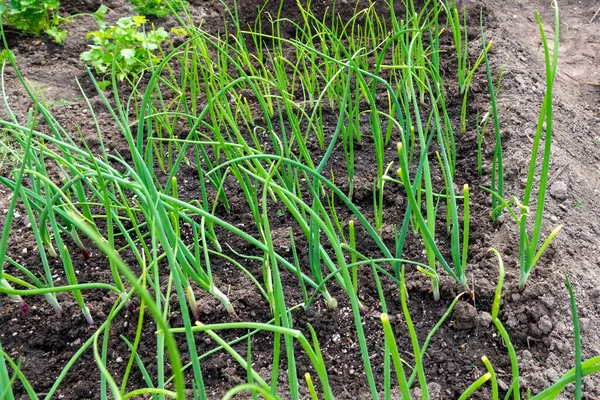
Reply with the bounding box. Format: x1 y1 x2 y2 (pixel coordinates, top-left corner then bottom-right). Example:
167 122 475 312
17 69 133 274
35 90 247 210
480 12 504 222
485 248 600 400
483 1 562 288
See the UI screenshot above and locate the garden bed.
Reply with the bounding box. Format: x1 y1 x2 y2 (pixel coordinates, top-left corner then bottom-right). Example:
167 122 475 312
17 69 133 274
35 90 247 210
1 0 600 399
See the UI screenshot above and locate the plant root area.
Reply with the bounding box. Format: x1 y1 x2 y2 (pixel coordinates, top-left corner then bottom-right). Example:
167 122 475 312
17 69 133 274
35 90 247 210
1 0 600 399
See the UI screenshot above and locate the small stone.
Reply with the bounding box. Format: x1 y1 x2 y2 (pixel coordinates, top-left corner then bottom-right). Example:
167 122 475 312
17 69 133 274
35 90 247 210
512 293 521 302
22 248 27 254
546 367 560 383
515 74 526 87
521 349 533 361
555 322 566 334
452 302 478 330
553 339 566 353
538 315 553 334
498 378 510 392
478 312 493 327
540 295 555 309
116 357 123 363
529 324 542 338
550 181 568 201
580 318 592 333
550 215 558 223
507 315 519 328
428 382 442 400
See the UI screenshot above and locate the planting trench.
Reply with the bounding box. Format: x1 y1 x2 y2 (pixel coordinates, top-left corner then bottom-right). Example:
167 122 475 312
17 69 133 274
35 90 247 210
0 0 599 398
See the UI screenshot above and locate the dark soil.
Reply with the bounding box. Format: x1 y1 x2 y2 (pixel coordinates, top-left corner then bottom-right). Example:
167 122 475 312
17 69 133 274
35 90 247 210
1 0 599 399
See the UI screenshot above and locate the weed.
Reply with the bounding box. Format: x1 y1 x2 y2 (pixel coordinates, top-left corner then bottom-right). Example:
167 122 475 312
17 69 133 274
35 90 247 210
0 131 21 175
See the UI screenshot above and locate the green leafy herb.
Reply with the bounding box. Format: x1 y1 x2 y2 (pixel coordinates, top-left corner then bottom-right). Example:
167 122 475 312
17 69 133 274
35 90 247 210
0 0 59 35
0 1 107 43
131 0 187 18
80 16 170 81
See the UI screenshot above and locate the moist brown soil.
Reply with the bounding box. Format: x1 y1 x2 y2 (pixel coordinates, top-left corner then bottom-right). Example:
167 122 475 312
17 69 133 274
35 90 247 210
1 0 600 399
